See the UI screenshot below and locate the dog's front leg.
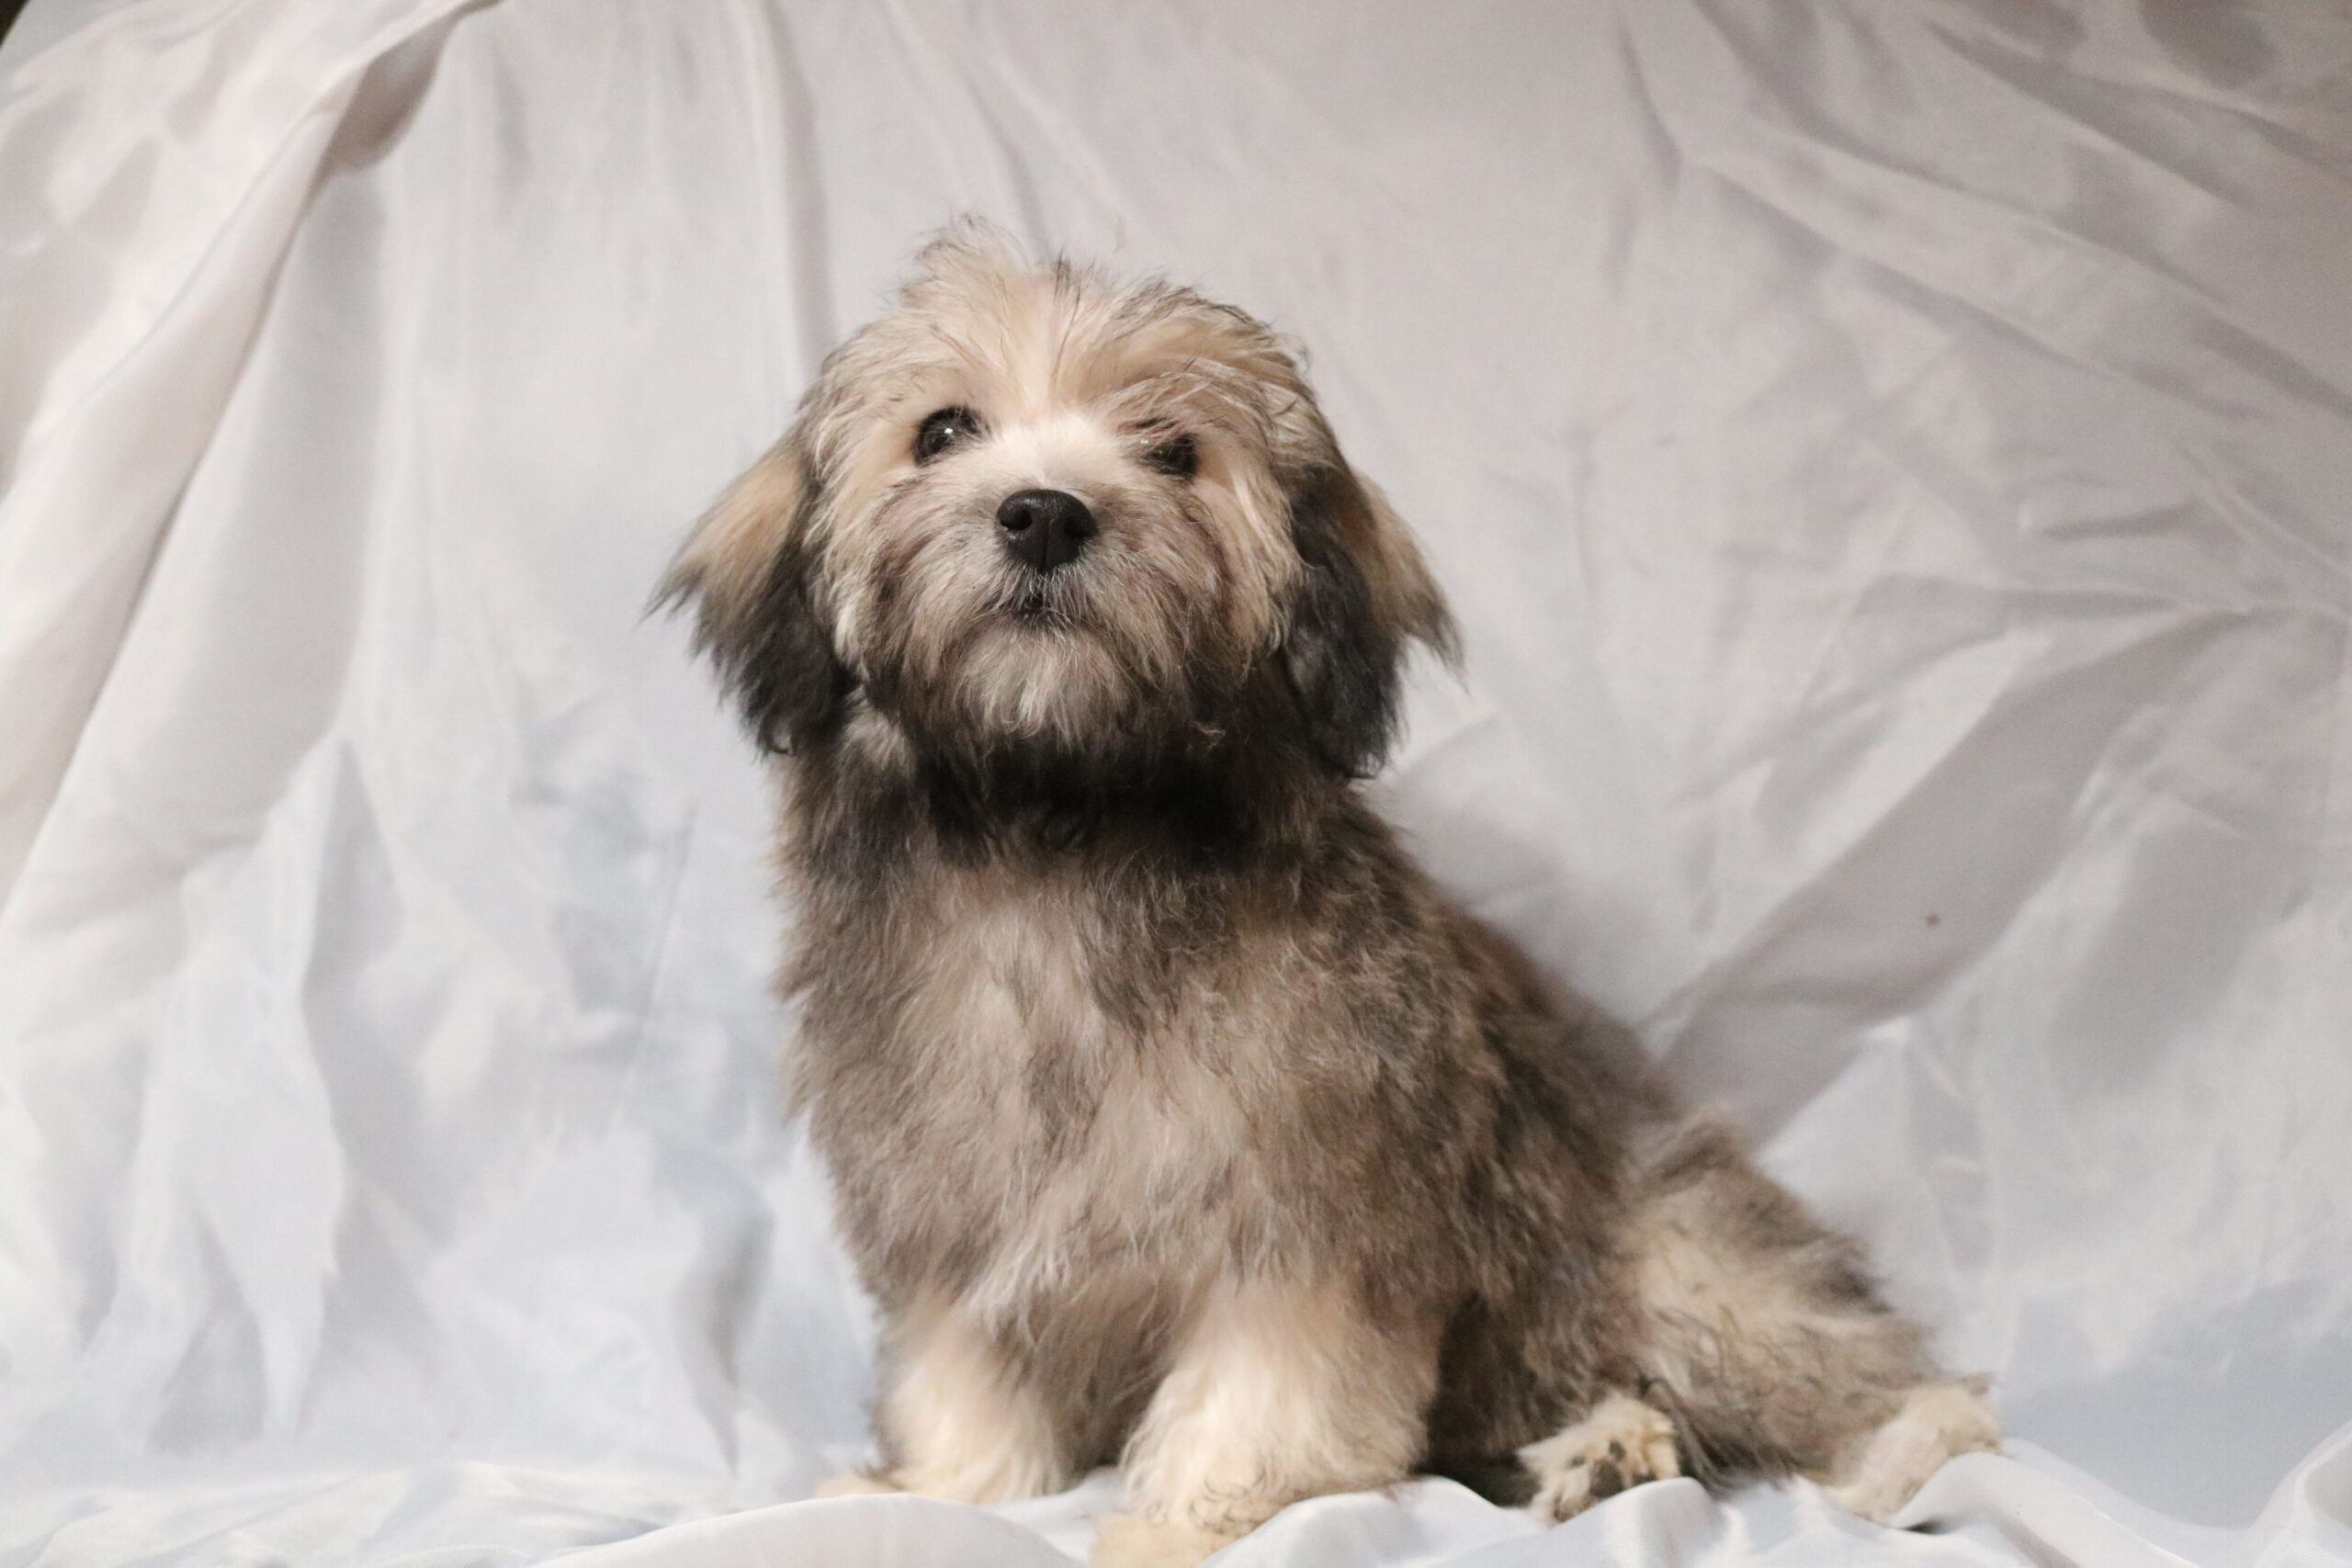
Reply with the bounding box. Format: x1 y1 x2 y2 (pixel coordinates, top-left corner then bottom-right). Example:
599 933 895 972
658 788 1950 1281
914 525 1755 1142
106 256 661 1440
1095 1277 1438 1568
822 1297 1069 1504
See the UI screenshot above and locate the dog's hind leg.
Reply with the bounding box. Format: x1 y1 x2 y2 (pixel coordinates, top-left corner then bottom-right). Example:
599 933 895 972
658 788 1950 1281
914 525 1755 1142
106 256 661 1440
1623 1115 1997 1520
1825 1378 2000 1523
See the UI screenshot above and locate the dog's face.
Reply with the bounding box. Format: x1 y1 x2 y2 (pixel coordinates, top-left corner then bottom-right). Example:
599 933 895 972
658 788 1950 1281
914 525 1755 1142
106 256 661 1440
666 226 1453 784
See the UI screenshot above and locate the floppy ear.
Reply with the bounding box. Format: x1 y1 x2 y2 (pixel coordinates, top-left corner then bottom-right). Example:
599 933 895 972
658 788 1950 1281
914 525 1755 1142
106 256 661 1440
1278 461 1458 778
656 430 852 753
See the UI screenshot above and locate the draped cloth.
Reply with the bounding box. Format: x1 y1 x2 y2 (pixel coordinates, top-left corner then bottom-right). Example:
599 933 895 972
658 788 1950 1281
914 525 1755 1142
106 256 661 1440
2 3 2346 1562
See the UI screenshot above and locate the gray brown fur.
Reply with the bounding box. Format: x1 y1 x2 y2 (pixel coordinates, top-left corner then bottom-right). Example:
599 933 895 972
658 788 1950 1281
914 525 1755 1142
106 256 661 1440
663 223 1996 1561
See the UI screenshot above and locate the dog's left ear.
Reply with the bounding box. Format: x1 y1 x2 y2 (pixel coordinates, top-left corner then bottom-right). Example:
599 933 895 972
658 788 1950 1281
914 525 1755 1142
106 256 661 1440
1279 460 1458 778
657 430 853 753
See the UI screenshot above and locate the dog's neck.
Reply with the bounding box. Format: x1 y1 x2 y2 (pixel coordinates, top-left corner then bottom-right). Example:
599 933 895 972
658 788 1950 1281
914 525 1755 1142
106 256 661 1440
783 701 1349 884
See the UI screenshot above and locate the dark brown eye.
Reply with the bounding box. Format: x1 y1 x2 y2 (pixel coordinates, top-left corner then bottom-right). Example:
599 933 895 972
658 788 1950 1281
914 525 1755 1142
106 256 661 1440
915 406 982 463
1143 432 1198 479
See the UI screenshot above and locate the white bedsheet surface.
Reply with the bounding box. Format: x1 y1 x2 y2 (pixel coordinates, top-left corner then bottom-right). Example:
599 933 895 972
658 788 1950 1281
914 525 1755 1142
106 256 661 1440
2 2 2348 1563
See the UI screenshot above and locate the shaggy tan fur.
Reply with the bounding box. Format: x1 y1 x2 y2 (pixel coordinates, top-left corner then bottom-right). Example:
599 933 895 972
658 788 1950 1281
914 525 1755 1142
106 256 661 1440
665 222 1996 1565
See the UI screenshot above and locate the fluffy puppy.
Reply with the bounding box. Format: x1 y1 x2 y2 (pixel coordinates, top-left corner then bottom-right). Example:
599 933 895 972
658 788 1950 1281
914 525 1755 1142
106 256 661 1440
664 223 1997 1565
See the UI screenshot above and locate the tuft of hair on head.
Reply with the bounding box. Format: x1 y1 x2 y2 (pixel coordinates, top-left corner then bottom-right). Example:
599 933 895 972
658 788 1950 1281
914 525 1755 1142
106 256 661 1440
897 215 1051 319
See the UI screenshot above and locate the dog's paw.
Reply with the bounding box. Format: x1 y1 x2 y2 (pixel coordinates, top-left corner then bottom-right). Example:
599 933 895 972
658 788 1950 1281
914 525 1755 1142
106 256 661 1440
812 1468 903 1498
1090 1512 1244 1568
1826 1380 2000 1524
1519 1393 1681 1522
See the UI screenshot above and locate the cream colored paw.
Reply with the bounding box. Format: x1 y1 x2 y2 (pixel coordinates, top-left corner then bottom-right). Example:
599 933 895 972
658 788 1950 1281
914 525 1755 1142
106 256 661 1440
812 1468 902 1498
1090 1512 1246 1568
1827 1380 2000 1524
1520 1393 1681 1522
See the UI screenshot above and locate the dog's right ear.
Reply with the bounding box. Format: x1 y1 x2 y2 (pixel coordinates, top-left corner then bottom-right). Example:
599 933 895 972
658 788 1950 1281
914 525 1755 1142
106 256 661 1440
656 430 852 754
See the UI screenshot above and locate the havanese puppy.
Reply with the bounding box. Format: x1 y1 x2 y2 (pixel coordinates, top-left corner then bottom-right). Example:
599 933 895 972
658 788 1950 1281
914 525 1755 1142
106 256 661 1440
663 221 1997 1566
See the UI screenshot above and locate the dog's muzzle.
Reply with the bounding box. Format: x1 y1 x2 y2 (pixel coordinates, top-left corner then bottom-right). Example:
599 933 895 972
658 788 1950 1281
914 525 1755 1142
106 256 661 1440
997 489 1096 574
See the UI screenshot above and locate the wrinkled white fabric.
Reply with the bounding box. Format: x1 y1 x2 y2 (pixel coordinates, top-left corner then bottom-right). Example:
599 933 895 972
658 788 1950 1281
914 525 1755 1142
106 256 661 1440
1 2 2346 1564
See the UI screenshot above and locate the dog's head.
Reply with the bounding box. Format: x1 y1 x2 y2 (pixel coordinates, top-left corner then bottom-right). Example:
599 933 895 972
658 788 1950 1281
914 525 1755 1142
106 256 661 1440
663 223 1454 785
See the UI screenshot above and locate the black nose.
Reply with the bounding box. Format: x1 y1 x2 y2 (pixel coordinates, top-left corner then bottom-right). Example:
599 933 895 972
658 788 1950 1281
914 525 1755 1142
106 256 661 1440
996 489 1096 573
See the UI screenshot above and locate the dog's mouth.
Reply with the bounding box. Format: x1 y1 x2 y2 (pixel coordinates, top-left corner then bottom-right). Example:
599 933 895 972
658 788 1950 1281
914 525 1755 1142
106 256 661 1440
999 581 1082 629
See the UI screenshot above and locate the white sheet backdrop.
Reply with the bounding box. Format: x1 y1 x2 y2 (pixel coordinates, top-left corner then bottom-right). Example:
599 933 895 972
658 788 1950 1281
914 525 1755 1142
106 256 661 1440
3 2 2349 1564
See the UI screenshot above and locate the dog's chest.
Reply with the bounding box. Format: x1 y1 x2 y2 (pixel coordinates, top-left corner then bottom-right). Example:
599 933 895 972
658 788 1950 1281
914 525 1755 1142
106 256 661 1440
821 871 1256 1293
